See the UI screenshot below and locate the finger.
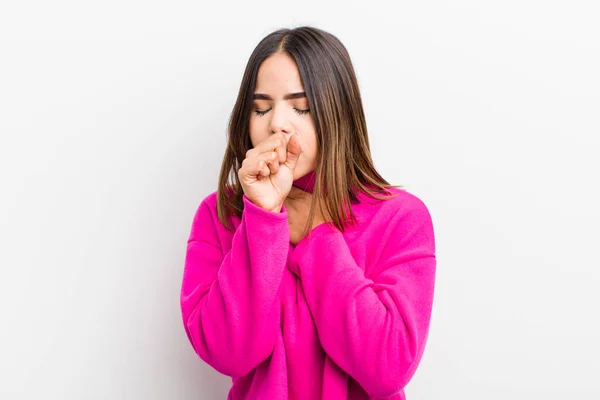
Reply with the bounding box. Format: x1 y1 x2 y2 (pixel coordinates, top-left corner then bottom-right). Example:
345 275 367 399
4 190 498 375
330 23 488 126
249 132 288 159
258 161 270 177
273 134 288 163
256 159 271 178
283 131 303 171
266 157 280 174
258 151 279 174
240 155 271 180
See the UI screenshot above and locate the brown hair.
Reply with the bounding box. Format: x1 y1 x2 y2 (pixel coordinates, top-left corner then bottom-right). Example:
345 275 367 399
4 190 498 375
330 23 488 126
216 25 404 235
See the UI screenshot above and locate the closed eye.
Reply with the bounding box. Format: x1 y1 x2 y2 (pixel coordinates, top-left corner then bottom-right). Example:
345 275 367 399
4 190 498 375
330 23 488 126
254 108 310 117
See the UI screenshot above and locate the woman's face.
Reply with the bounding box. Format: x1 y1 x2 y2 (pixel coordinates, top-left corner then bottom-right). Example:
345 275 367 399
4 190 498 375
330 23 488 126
249 52 318 180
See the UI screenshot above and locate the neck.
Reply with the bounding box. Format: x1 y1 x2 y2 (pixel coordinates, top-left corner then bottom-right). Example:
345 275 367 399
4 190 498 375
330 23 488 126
292 169 316 193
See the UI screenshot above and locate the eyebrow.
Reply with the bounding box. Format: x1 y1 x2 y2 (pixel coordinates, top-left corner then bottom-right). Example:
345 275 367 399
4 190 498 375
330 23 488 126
253 91 306 100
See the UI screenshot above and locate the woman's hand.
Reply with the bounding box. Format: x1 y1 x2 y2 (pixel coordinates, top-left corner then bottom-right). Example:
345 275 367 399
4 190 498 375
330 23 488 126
238 131 303 213
284 186 331 246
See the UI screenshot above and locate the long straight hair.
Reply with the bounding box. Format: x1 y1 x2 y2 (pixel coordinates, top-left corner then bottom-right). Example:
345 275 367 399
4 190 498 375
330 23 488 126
216 26 403 234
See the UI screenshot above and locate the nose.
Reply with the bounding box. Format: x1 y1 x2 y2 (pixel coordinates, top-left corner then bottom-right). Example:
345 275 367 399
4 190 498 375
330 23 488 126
269 104 295 137
274 130 294 145
271 127 294 141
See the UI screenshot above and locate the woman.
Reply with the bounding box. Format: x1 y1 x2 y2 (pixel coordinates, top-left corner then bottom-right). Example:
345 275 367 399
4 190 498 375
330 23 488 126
180 26 437 400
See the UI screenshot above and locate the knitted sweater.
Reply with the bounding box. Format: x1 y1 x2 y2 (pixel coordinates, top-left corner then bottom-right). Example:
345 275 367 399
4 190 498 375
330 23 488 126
180 170 437 399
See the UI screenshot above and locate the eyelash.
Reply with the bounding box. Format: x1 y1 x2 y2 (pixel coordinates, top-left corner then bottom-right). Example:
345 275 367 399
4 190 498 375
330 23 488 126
253 108 310 117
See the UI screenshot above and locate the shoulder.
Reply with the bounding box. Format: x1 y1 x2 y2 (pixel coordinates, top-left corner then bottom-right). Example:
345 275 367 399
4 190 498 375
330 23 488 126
357 186 435 254
364 187 436 265
381 188 435 249
362 186 433 224
193 189 219 213
390 187 431 217
203 189 220 208
190 190 220 228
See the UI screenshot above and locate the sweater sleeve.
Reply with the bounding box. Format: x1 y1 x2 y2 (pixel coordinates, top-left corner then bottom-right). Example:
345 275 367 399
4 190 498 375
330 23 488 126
290 196 436 398
180 194 290 378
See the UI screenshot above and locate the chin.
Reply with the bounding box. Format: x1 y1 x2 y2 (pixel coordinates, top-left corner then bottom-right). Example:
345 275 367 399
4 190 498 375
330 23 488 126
293 167 306 180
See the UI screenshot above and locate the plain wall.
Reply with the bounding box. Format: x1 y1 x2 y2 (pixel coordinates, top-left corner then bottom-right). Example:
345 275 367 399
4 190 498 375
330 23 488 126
1 1 599 399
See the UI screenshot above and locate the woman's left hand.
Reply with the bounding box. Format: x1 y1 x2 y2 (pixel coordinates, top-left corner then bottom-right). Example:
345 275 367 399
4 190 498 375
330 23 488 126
284 186 330 246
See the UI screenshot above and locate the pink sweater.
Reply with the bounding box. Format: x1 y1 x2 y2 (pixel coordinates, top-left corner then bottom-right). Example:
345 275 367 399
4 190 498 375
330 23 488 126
180 170 436 399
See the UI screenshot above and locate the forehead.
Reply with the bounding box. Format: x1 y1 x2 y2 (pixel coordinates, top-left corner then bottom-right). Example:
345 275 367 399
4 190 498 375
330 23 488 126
255 53 304 92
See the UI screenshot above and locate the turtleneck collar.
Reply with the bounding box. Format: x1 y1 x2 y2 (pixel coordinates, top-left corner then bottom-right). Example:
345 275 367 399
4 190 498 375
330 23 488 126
292 169 316 193
291 169 362 204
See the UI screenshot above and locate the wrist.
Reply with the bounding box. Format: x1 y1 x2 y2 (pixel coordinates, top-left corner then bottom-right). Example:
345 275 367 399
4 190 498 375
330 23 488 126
268 204 283 213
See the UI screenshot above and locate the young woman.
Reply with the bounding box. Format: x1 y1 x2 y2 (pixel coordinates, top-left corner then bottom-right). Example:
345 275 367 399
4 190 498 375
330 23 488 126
180 26 437 400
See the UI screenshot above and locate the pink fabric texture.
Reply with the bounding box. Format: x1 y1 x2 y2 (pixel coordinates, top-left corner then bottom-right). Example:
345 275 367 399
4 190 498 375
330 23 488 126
180 170 436 399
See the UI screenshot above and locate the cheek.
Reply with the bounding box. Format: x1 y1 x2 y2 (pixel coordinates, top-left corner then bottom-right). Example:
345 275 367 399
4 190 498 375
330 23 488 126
299 134 318 168
304 133 318 157
248 118 265 147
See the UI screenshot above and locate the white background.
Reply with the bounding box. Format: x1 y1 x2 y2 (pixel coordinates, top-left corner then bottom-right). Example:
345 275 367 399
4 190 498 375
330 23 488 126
1 1 599 399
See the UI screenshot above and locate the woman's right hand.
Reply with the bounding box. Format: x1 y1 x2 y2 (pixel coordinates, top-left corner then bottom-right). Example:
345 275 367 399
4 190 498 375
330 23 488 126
238 131 303 213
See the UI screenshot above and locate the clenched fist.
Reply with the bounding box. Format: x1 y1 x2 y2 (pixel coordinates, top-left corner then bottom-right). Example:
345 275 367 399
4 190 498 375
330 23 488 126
238 131 303 213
